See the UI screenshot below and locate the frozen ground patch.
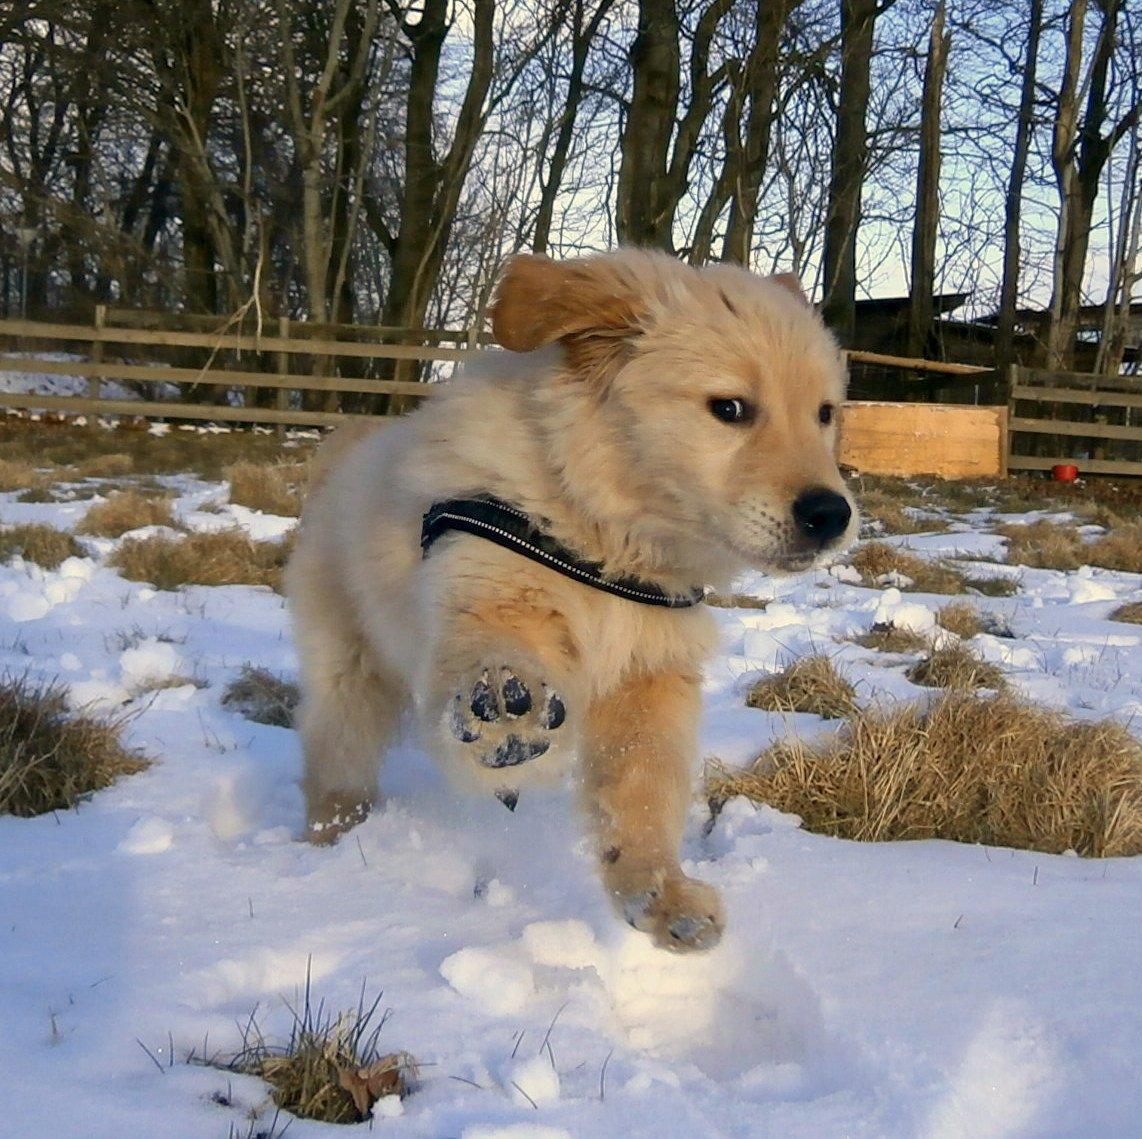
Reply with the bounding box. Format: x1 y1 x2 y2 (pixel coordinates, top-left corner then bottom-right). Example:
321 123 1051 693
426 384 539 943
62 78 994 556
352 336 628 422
0 473 1139 1136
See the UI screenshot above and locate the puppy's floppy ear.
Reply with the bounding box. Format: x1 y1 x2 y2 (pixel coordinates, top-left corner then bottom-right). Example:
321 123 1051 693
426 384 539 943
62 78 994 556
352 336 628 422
491 253 644 353
767 272 811 306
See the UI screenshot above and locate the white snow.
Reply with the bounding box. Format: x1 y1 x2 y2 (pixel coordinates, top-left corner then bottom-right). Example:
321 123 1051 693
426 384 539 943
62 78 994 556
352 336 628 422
0 480 1139 1137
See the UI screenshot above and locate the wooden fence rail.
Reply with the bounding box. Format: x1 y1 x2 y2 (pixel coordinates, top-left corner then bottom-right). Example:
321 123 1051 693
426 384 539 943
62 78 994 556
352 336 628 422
0 308 469 428
1007 364 1142 477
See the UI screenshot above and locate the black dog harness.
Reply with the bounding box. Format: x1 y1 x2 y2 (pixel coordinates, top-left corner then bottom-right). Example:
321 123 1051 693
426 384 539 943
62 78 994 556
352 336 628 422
421 495 705 609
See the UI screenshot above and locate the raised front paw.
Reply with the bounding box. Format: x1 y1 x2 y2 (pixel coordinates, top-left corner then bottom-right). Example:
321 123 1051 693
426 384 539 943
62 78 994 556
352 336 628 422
448 665 566 769
618 872 725 953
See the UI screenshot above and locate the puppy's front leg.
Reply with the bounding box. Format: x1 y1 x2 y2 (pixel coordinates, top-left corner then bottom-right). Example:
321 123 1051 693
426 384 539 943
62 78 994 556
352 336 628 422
423 596 577 788
582 669 724 952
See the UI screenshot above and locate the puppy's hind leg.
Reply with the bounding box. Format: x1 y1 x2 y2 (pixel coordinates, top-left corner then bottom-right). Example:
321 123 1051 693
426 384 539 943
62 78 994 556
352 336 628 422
297 638 406 845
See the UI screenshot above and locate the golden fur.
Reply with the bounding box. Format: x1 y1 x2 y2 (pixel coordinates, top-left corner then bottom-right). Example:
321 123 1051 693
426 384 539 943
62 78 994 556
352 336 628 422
284 249 857 951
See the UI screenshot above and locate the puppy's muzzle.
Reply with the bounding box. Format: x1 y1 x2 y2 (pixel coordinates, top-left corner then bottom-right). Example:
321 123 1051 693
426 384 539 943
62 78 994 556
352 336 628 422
792 487 852 548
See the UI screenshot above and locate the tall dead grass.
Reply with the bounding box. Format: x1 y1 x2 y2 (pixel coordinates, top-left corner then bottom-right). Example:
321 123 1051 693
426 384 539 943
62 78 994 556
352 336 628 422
221 973 416 1124
0 419 314 481
0 457 48 494
936 601 985 639
0 523 85 569
0 675 148 816
110 529 293 592
853 623 931 653
709 692 1142 856
225 461 306 517
857 485 950 536
999 519 1142 575
221 666 299 728
746 655 857 719
1110 601 1142 624
849 542 1017 597
77 490 177 538
905 642 1007 691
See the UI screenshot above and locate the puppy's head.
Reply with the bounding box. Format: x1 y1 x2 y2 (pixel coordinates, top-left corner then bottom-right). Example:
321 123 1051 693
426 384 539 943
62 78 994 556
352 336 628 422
492 250 858 578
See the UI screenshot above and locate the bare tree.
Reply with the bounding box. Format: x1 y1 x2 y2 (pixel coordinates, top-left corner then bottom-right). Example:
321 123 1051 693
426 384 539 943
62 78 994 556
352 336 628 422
906 0 949 360
821 0 893 344
532 0 616 254
1046 0 1140 370
616 0 733 250
994 0 1043 376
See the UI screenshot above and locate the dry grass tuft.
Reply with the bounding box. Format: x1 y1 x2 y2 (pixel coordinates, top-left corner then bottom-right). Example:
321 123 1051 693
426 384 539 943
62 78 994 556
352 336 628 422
0 523 85 569
999 519 1142 575
221 666 299 728
0 419 315 481
225 461 306 517
746 655 857 719
936 601 985 639
709 691 1142 856
849 542 965 594
854 622 931 653
705 591 769 609
77 490 177 538
1085 522 1142 575
1109 601 1142 624
0 675 148 816
110 528 293 592
906 642 1007 691
849 541 1018 597
997 520 1085 571
76 452 134 478
0 457 47 493
224 974 416 1124
857 487 950 536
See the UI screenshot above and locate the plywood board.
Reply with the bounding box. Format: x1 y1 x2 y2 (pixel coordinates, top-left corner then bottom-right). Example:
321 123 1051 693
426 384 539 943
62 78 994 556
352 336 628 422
839 401 1007 479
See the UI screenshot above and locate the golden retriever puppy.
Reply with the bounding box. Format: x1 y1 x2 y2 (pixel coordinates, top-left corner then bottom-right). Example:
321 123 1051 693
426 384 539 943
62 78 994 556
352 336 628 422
285 249 857 952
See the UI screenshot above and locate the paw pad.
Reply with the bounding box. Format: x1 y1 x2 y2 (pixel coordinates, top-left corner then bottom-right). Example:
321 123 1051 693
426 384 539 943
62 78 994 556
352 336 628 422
448 666 566 770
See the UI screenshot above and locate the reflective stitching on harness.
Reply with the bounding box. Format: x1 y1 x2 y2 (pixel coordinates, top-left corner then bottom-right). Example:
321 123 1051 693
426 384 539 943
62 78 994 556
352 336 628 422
421 497 705 610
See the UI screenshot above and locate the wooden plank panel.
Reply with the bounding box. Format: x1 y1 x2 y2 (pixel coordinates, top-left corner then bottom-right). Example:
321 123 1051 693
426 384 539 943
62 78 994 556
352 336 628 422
1006 454 1142 476
1008 416 1142 442
0 355 439 397
1011 384 1142 410
839 401 1006 478
0 390 381 428
0 318 478 362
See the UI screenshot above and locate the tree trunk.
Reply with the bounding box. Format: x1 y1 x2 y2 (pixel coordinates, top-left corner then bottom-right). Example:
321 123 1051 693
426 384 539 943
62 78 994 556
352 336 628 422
373 0 494 402
821 0 879 346
532 0 615 254
616 0 680 248
995 0 1042 378
720 0 795 266
906 1 949 361
1046 0 1134 371
617 0 731 251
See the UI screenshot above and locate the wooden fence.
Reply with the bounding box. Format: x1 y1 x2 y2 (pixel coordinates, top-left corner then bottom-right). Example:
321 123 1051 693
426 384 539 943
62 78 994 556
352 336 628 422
1007 365 1142 478
0 308 1002 429
12 310 1140 482
0 306 481 429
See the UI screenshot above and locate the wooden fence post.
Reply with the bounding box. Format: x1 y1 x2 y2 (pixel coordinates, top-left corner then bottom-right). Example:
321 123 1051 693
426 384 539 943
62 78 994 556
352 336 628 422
88 304 105 428
276 315 290 435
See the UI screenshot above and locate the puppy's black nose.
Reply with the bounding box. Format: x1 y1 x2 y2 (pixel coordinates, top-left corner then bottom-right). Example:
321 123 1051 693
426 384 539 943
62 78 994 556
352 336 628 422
792 488 852 546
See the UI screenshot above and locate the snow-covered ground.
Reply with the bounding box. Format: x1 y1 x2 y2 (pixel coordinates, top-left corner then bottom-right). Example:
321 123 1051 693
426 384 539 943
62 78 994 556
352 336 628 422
1 471 1140 1138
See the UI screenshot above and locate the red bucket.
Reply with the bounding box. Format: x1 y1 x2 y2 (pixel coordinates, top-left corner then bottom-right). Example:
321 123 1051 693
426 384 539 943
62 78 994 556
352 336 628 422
1051 464 1079 483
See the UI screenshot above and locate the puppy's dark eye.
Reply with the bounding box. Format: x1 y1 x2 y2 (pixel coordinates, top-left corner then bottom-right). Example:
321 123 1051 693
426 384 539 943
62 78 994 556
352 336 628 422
709 398 756 425
818 402 835 426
